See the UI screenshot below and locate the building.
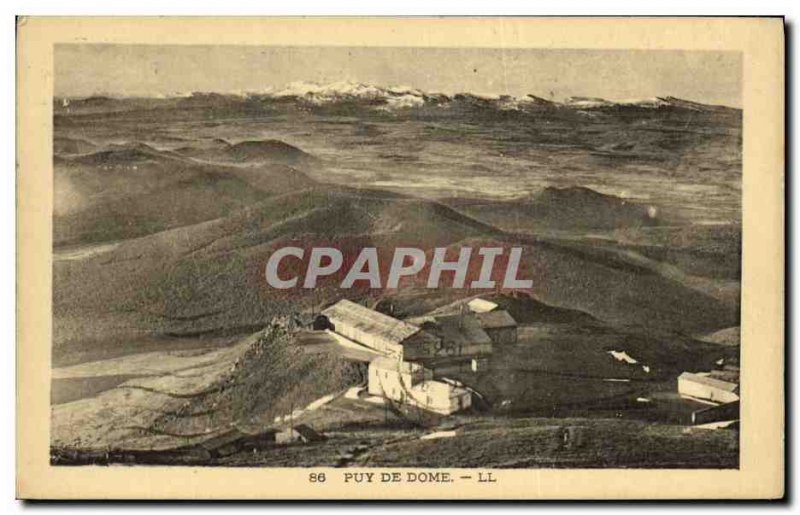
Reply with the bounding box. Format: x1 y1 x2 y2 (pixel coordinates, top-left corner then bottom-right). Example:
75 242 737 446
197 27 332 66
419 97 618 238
410 379 472 415
471 357 490 372
691 400 740 426
475 310 518 344
321 299 517 359
198 430 245 458
320 299 440 360
467 298 499 313
276 424 325 444
198 428 278 458
321 299 500 414
708 368 740 384
415 313 493 359
368 356 429 398
367 356 471 415
678 372 740 404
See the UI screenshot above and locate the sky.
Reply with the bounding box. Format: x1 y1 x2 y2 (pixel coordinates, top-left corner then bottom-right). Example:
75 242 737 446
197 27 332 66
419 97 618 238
55 45 742 107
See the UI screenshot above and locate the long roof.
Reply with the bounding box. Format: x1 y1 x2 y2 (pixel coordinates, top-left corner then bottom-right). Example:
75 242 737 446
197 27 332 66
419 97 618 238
321 299 422 344
679 372 739 392
476 310 517 329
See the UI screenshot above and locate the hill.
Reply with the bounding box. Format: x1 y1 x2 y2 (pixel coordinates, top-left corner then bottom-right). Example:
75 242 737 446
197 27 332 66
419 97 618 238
699 326 740 346
481 292 598 325
53 136 98 155
445 186 661 233
423 291 597 325
171 139 319 168
223 140 317 166
51 186 502 365
53 186 737 366
53 141 316 246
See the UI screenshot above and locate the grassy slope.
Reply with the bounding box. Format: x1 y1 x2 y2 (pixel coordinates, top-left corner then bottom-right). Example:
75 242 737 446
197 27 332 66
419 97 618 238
152 326 363 437
214 416 737 468
51 327 363 451
50 335 254 450
362 417 738 468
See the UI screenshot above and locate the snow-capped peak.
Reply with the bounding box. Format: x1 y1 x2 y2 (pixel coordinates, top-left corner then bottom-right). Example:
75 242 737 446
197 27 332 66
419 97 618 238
273 80 422 100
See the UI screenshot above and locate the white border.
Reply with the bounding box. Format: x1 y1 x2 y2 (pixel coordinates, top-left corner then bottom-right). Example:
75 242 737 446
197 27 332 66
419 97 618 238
8 3 794 513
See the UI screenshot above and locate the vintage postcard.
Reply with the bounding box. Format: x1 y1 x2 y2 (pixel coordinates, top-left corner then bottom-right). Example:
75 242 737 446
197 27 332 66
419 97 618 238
17 17 784 499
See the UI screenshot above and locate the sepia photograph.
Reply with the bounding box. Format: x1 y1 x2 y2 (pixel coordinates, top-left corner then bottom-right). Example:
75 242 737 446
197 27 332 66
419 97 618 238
49 43 744 468
15 16 784 500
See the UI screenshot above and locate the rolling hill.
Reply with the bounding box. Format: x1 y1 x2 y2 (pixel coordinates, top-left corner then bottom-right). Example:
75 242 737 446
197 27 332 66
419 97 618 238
444 186 662 233
53 182 738 367
53 141 317 246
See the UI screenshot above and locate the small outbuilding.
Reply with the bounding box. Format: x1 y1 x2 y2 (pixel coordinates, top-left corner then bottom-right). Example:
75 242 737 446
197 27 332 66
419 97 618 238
198 428 278 458
678 372 740 404
276 424 325 444
475 310 518 344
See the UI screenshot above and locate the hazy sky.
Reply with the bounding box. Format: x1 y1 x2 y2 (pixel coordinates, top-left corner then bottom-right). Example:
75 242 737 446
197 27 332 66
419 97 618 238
55 45 742 107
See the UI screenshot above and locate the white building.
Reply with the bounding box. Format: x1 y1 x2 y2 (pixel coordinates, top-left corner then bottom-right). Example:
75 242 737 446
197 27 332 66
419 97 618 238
678 372 740 404
367 357 471 415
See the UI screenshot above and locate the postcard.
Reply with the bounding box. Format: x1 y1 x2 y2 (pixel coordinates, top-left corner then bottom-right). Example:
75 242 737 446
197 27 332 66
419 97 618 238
16 16 784 500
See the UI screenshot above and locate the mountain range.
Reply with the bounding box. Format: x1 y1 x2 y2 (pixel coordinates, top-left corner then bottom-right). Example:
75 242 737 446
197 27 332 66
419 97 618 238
55 80 741 115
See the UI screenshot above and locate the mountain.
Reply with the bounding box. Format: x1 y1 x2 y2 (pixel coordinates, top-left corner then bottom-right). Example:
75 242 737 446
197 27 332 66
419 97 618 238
264 83 740 116
565 96 618 109
56 81 741 116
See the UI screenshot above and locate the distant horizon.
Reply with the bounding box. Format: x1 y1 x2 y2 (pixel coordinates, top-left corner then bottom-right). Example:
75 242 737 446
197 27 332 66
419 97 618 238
55 45 743 109
53 81 740 110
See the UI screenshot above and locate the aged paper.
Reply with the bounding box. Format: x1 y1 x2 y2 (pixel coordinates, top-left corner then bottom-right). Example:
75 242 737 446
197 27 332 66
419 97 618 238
17 16 784 499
